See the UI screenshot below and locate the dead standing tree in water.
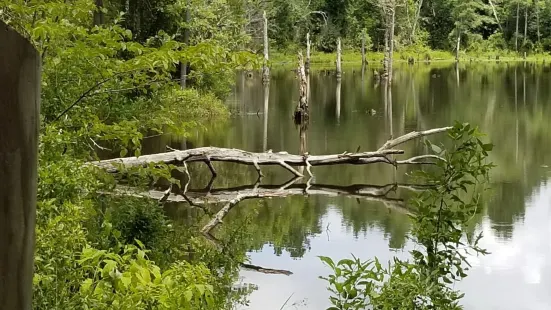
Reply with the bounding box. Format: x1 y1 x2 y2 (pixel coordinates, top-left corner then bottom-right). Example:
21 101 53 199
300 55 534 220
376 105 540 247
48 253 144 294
294 52 309 124
306 32 311 74
380 0 396 83
361 29 368 67
262 11 270 84
336 37 342 79
0 21 41 309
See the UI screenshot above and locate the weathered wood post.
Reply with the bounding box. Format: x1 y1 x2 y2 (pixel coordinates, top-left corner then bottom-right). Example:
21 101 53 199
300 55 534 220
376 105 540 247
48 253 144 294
336 37 342 79
262 11 270 84
305 32 311 74
0 21 41 310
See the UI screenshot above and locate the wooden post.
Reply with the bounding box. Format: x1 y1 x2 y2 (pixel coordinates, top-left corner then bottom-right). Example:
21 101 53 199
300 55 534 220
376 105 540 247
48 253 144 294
306 32 311 73
0 21 40 310
336 37 342 79
262 11 270 84
361 29 367 66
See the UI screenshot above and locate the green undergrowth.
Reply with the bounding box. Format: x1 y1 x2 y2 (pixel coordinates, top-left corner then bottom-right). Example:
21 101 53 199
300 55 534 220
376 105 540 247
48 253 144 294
271 49 551 67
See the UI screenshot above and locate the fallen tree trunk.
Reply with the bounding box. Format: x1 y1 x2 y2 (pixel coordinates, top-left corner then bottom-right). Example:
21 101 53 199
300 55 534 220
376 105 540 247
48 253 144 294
91 127 451 178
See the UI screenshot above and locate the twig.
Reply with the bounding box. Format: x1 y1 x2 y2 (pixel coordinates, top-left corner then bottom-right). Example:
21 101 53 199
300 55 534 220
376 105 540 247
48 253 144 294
89 137 112 151
378 127 452 151
279 293 295 309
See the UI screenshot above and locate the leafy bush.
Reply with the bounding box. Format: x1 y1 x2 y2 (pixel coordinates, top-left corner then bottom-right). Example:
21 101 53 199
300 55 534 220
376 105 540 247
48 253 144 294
320 123 494 310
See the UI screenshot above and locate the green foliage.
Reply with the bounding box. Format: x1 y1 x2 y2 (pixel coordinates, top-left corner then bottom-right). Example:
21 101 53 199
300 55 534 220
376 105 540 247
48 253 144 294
1 0 260 308
78 244 216 309
108 198 169 249
320 123 494 310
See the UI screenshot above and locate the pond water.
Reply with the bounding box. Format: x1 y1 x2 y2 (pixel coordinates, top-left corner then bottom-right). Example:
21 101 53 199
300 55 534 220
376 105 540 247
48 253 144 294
150 63 551 310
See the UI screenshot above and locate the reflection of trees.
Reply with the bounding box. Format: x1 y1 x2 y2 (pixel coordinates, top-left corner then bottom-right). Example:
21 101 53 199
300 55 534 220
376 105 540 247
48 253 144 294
227 196 326 258
339 198 411 249
146 63 551 248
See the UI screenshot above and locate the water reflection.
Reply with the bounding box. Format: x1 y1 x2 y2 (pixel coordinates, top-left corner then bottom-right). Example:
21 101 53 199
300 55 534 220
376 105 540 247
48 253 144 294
145 63 551 309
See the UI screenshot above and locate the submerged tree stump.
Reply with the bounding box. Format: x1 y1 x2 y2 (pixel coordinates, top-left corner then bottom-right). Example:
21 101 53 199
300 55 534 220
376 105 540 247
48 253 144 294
0 21 41 310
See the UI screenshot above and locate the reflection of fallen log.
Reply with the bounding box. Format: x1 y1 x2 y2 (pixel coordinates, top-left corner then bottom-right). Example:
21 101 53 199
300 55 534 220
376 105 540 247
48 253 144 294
114 181 424 212
90 127 450 177
203 231 294 276
240 263 293 276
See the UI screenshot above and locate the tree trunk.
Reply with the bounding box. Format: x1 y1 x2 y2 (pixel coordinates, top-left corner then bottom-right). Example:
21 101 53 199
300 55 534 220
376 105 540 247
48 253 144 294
262 83 269 151
336 38 342 79
383 24 390 78
522 7 528 48
336 79 341 119
488 0 503 32
180 0 191 89
93 0 104 26
411 0 424 41
536 2 541 44
306 32 311 73
0 21 40 310
389 7 395 83
455 31 461 62
295 52 308 123
262 11 270 84
515 2 520 52
361 29 367 66
93 128 452 176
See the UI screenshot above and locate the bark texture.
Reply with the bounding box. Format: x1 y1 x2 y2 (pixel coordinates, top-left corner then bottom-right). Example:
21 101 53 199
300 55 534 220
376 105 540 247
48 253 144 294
0 21 40 310
92 127 451 177
294 52 309 123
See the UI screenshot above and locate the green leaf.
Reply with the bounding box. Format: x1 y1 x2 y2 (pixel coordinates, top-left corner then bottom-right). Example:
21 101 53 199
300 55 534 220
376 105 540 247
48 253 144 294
319 256 336 269
431 143 442 154
101 259 117 278
184 289 193 301
120 274 131 288
482 143 493 152
81 278 93 293
338 259 355 267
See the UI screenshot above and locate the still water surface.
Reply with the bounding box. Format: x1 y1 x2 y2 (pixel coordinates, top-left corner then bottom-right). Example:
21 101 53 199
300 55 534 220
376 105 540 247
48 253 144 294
154 63 551 310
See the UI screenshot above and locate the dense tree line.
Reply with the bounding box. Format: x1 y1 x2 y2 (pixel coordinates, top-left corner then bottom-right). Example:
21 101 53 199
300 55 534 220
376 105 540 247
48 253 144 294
240 0 551 55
